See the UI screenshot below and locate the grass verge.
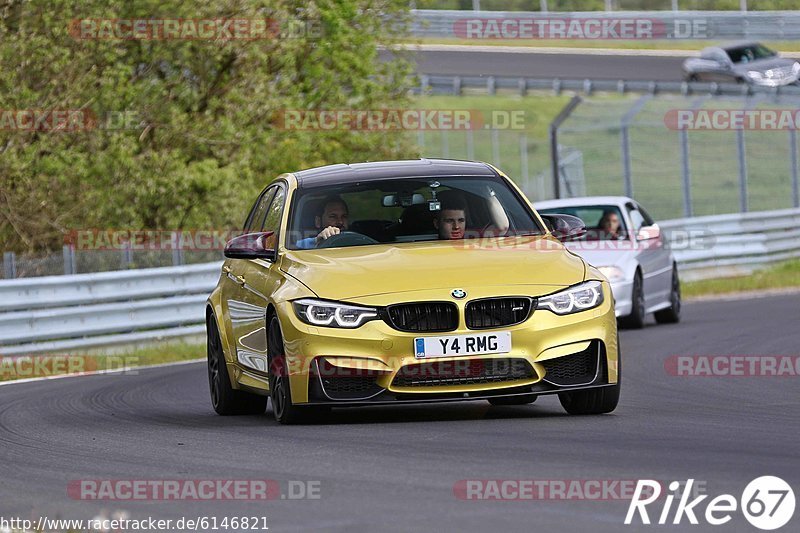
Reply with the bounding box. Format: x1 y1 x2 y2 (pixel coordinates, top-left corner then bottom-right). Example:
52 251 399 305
683 259 800 298
0 341 204 383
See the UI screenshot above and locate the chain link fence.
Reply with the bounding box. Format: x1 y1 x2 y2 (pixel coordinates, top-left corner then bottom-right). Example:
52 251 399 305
554 93 800 220
3 247 223 280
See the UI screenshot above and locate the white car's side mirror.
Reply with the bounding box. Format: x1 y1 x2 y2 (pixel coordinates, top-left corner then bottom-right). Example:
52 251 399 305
636 224 661 241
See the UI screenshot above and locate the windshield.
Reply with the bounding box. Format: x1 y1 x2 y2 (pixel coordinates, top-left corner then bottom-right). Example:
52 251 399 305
286 175 543 250
537 205 628 241
726 44 777 64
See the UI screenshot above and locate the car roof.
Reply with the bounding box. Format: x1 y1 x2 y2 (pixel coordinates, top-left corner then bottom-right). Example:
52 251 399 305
720 41 763 51
292 158 497 189
534 196 634 209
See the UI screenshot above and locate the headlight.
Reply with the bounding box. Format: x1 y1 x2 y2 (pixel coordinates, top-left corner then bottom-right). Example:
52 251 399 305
537 281 604 315
793 62 800 74
597 266 625 283
746 70 763 80
293 298 378 328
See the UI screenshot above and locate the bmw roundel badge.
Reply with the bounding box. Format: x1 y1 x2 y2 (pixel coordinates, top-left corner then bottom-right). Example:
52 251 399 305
451 289 467 299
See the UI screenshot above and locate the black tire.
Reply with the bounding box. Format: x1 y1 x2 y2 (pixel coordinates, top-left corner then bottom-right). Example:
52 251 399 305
559 339 621 415
654 265 681 324
618 271 645 330
207 313 268 415
686 74 698 83
488 394 538 406
267 315 329 425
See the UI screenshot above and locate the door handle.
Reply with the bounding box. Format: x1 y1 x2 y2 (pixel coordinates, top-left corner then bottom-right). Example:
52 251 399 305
235 275 246 286
222 265 231 274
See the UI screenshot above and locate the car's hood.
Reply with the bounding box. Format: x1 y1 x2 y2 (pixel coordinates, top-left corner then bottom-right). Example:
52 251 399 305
732 57 796 74
562 243 637 269
280 235 586 301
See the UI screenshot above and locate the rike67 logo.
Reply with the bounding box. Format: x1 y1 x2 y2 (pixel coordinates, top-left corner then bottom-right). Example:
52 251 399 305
625 477 795 530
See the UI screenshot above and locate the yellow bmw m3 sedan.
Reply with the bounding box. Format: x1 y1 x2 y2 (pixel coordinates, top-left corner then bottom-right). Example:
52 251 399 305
206 159 620 424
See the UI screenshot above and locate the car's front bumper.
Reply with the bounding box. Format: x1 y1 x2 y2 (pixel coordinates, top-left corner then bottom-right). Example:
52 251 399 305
244 282 620 406
609 279 634 318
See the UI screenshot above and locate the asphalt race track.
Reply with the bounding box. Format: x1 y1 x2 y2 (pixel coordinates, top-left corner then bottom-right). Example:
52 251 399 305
383 46 691 82
0 294 798 532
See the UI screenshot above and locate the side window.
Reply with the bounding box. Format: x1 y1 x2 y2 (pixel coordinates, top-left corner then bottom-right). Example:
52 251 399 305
243 187 276 233
262 187 285 233
637 204 655 226
628 207 645 232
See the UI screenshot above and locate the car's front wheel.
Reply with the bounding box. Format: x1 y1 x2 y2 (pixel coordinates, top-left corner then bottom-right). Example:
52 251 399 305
618 271 645 329
654 265 681 324
207 313 268 415
267 314 329 425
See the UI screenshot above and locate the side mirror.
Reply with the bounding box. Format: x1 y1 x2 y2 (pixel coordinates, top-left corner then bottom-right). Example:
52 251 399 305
539 214 586 242
636 224 661 241
224 231 277 260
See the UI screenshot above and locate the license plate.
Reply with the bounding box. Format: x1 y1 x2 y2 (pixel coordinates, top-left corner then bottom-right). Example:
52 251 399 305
414 331 511 359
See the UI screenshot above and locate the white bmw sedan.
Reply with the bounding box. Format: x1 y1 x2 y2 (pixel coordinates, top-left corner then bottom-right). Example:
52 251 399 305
535 196 680 329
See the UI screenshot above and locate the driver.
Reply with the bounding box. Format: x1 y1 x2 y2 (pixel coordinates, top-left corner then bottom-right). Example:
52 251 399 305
597 209 624 240
433 188 509 240
295 195 349 249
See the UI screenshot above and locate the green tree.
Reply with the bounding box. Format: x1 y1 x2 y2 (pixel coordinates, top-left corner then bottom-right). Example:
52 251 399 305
0 0 416 253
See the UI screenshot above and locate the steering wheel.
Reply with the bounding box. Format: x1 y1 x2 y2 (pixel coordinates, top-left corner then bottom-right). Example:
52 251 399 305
316 231 379 248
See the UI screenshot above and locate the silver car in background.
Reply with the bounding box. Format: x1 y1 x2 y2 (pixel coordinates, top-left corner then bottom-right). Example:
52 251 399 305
535 196 681 329
682 42 800 87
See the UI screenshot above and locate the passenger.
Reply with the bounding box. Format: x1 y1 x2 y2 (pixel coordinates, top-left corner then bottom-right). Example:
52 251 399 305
433 188 509 240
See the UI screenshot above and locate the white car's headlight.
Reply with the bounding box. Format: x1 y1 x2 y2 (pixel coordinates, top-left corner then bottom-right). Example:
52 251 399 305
746 70 763 80
793 62 800 74
293 298 378 328
598 266 625 283
537 281 605 315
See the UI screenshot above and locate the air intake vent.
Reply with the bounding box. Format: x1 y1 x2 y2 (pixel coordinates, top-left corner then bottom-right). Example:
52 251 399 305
384 302 458 332
465 297 533 329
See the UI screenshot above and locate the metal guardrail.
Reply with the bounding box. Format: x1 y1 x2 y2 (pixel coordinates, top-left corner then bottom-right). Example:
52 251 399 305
0 263 221 355
411 9 800 41
418 74 800 97
0 208 798 354
661 207 800 280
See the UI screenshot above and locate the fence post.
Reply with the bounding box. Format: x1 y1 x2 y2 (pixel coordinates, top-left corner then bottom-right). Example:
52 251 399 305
122 240 134 269
441 130 450 158
466 129 475 160
540 0 548 13
790 128 799 208
172 231 185 266
491 129 500 166
519 133 529 195
63 245 76 275
680 129 693 217
3 251 16 279
620 95 651 198
737 128 748 212
549 95 583 199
